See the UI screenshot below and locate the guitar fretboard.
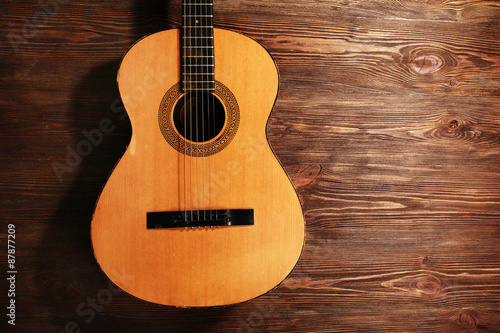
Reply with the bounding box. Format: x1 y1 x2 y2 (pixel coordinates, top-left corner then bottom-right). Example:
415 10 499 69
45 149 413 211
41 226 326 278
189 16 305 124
182 0 215 92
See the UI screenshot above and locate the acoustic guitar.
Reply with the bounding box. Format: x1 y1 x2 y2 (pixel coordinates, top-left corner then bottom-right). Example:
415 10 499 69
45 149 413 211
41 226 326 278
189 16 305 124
91 0 304 307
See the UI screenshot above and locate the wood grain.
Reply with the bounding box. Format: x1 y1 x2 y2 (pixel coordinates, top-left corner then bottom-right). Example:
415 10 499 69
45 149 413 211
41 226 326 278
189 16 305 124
1 0 499 332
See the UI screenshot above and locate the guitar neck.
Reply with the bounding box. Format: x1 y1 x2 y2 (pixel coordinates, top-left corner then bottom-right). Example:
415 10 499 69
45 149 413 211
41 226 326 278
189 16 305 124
182 0 215 92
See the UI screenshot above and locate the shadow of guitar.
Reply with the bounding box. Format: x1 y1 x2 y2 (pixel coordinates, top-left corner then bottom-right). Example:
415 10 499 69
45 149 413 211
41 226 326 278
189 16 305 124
42 1 234 331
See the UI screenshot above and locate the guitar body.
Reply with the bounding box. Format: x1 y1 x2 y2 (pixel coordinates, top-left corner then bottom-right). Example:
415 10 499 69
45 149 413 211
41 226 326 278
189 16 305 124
91 28 304 307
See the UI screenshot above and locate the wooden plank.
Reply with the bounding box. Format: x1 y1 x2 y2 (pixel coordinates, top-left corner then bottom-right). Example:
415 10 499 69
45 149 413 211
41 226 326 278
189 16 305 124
1 0 499 331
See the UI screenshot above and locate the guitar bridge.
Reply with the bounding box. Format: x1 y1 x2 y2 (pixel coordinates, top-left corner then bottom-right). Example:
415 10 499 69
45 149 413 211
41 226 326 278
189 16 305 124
147 209 254 229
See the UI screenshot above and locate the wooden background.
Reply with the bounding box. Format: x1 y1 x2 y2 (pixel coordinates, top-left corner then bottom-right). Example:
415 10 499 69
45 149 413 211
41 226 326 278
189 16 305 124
1 0 500 332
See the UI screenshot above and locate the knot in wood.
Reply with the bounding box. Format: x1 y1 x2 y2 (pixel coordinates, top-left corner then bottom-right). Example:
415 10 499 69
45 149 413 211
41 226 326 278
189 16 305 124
412 55 440 74
458 311 478 330
449 120 459 129
295 164 322 187
402 46 458 76
411 274 442 296
426 115 479 143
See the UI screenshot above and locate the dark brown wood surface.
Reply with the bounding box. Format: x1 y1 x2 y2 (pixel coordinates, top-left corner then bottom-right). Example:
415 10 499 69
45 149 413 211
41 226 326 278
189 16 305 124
1 0 499 332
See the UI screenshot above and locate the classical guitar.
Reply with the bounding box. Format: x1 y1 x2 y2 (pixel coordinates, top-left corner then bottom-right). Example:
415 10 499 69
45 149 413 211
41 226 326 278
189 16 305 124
91 0 304 307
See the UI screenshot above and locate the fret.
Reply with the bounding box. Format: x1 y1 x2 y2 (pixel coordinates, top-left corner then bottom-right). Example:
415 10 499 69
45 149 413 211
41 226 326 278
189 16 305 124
182 71 215 74
183 17 213 25
183 52 213 59
183 58 214 68
181 88 215 91
184 54 214 59
183 15 213 24
181 83 214 87
183 72 215 77
183 23 213 28
183 40 213 48
183 69 213 76
183 36 213 43
183 48 213 53
182 83 215 90
184 81 215 84
183 75 215 78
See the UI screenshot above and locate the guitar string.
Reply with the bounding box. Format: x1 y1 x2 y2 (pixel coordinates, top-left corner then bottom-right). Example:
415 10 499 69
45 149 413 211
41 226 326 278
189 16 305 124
210 1 219 221
187 0 194 222
188 0 193 222
200 0 211 223
206 0 214 222
190 0 195 222
200 0 207 223
183 0 188 222
207 3 213 220
201 0 207 222
210 0 216 222
196 0 202 223
189 1 200 220
197 0 201 222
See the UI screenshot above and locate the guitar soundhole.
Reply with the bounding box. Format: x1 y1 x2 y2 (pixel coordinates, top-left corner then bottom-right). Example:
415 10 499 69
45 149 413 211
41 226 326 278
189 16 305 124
173 92 225 143
158 81 240 157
